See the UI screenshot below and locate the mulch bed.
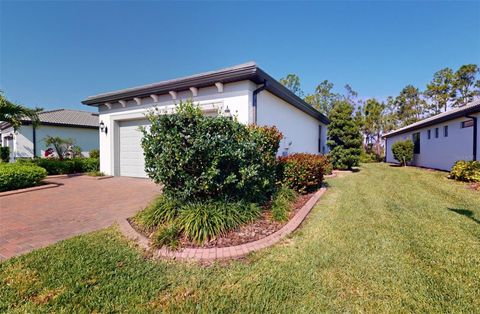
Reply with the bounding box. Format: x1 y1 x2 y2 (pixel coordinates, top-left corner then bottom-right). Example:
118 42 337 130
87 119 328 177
469 182 480 191
128 192 315 249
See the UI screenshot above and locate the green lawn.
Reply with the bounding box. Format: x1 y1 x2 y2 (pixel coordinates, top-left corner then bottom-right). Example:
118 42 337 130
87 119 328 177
1 163 479 313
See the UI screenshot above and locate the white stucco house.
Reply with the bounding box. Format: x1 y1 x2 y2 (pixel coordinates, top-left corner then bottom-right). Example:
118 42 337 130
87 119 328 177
384 100 479 171
0 109 99 161
82 62 329 178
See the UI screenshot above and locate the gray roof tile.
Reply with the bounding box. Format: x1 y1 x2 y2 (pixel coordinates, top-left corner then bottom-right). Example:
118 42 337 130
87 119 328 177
23 109 99 128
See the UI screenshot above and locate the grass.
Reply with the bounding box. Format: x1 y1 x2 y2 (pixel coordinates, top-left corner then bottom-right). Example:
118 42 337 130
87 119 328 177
1 163 479 313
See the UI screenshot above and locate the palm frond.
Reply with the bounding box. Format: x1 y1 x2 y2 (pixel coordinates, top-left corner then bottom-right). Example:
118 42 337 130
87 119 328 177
0 91 40 130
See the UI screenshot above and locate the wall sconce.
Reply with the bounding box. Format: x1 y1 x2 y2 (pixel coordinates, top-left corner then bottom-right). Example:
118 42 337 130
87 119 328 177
223 106 232 119
99 121 108 134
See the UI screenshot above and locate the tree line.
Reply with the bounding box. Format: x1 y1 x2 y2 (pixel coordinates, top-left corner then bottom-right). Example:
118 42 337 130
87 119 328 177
280 64 480 161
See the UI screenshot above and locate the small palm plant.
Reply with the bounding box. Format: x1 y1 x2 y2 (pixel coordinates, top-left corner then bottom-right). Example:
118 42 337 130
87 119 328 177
44 136 75 160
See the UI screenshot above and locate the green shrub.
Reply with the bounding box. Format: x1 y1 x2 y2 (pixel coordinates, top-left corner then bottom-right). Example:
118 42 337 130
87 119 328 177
79 158 100 172
449 160 480 182
141 101 282 204
323 155 334 175
133 195 180 229
89 149 100 159
327 100 363 170
87 171 105 177
0 163 47 192
0 147 9 162
360 149 383 163
277 153 329 194
24 158 100 175
134 195 262 244
151 223 180 249
177 201 261 244
271 186 297 221
391 140 414 166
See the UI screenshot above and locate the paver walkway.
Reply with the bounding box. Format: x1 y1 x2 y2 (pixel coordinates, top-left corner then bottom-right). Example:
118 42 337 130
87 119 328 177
0 175 159 260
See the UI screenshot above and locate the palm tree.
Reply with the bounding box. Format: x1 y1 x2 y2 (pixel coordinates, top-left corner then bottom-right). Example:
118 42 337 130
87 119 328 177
0 91 41 130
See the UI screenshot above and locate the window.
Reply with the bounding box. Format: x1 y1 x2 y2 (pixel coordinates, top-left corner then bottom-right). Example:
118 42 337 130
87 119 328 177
435 128 439 138
318 125 322 153
461 119 474 128
412 132 420 154
444 125 448 137
427 129 431 139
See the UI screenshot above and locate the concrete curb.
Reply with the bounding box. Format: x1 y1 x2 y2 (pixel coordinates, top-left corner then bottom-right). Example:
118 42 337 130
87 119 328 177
0 183 61 198
46 173 84 179
119 187 327 261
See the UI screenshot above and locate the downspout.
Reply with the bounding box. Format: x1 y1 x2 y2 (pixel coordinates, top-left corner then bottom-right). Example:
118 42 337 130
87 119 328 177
465 114 477 161
384 137 388 162
252 80 267 124
32 125 37 158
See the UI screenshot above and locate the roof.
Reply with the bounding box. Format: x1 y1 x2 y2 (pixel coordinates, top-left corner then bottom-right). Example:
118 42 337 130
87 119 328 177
0 109 99 130
383 99 480 138
81 62 329 124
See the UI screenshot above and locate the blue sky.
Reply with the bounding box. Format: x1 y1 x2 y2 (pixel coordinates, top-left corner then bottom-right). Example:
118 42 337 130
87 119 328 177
1 1 479 112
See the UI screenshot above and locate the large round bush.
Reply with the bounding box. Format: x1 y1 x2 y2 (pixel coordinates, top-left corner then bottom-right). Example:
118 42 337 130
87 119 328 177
141 101 282 203
0 163 47 192
391 140 414 166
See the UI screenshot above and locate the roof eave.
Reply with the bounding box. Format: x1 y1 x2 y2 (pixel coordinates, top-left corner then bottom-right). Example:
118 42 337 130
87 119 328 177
383 105 480 138
81 64 329 124
255 68 329 124
81 64 259 106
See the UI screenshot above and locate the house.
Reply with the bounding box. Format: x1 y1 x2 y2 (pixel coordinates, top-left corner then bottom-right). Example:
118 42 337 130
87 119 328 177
0 109 99 161
81 62 329 178
384 100 479 171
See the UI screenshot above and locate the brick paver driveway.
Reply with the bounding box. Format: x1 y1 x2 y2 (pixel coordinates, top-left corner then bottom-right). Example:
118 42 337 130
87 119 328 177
0 175 159 260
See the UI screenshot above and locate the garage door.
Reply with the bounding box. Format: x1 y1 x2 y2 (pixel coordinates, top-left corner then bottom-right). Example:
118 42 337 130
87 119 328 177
118 119 150 178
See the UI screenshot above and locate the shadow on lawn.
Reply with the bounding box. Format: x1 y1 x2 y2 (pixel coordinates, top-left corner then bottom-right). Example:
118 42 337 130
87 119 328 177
448 208 480 225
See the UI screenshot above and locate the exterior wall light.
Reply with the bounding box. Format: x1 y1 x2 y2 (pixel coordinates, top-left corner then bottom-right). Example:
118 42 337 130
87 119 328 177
223 106 232 119
100 121 108 134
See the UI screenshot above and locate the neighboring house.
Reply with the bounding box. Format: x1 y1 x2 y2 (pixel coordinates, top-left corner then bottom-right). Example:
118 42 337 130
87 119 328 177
0 109 100 161
82 62 329 178
384 100 479 171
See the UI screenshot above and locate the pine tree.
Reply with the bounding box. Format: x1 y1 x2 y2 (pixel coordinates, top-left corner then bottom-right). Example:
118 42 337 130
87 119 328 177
394 85 426 127
424 68 454 114
327 101 363 170
452 64 480 107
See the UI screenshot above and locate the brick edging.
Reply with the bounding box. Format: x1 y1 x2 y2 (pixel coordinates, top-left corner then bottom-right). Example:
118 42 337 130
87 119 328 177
46 173 113 180
0 183 61 198
324 173 337 178
118 187 327 261
84 175 114 180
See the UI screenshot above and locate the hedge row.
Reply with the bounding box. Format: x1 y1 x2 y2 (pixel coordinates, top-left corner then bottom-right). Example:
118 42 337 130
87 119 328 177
0 163 47 192
18 158 99 175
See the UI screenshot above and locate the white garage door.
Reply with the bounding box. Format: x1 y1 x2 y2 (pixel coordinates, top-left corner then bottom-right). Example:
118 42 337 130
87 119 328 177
118 119 150 178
